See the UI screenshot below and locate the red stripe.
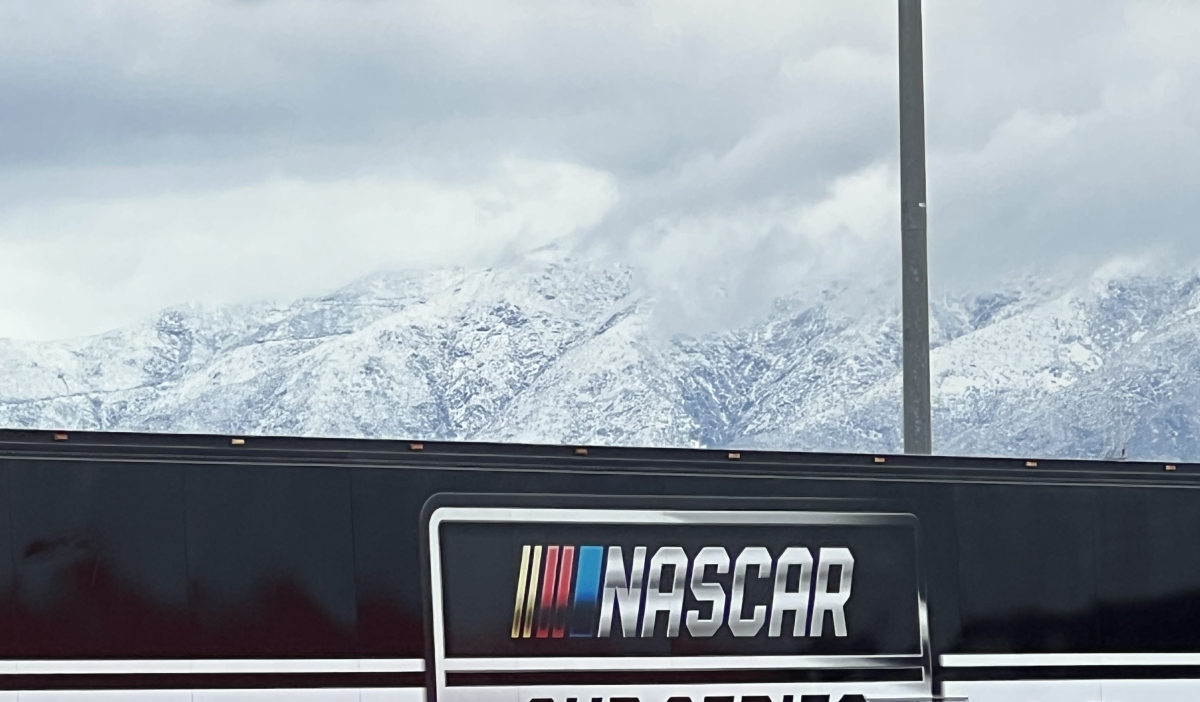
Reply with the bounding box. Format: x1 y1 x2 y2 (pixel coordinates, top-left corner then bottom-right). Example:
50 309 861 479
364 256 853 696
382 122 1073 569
536 546 559 638
552 545 575 638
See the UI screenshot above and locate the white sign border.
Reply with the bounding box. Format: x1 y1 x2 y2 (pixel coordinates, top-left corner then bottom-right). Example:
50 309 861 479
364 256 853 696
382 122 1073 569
427 506 933 701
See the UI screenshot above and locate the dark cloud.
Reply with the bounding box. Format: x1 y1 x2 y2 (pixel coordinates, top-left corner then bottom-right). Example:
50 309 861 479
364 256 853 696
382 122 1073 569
924 0 1200 288
0 0 1198 338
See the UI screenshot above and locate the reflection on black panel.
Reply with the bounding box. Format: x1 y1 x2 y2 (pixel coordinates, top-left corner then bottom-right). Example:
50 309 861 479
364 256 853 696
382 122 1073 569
1099 488 1200 650
8 460 189 656
952 484 1099 653
184 465 357 656
350 468 431 656
0 465 15 657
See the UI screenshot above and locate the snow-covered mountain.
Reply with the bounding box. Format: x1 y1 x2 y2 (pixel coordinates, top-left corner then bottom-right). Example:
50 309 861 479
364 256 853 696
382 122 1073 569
3 249 1200 461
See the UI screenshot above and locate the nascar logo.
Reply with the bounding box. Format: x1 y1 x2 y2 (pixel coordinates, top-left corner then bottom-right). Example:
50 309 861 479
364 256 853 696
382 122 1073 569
511 545 855 639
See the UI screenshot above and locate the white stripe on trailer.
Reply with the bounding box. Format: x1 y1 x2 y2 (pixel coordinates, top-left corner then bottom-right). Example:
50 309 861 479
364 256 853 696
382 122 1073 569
940 653 1200 667
0 690 425 701
944 678 1200 702
0 659 425 675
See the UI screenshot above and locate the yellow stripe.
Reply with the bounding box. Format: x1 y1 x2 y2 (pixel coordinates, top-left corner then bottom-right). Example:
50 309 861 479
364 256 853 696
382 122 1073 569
511 545 531 638
522 545 542 638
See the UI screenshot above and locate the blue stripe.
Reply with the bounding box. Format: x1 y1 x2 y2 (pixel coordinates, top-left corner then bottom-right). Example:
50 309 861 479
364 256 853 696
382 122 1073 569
569 545 604 637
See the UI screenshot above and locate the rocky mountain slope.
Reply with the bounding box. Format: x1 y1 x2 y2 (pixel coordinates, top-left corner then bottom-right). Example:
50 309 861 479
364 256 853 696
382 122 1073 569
3 250 1199 461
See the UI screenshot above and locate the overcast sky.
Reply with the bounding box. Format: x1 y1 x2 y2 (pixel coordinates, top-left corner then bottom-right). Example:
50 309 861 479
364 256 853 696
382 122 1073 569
1 0 1198 340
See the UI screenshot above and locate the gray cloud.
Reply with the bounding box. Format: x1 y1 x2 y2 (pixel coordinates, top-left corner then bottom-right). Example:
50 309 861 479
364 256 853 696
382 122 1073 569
924 0 1200 286
0 0 1198 339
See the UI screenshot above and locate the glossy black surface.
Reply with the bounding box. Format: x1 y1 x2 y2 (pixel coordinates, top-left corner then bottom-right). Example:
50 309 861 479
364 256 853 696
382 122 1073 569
952 485 1100 653
6 459 188 657
350 467 433 656
2 428 1200 662
184 464 357 656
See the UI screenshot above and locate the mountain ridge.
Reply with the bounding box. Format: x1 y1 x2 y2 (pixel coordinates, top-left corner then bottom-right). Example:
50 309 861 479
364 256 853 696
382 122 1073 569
3 254 1199 461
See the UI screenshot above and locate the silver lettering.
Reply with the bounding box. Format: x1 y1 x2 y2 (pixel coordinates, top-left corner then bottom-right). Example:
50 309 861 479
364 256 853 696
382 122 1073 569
641 546 689 637
810 547 854 637
685 546 729 637
768 546 813 637
727 546 771 637
598 546 646 637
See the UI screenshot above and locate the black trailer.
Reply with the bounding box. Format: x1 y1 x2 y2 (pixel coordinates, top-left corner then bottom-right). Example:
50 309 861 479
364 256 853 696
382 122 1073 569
0 428 1198 702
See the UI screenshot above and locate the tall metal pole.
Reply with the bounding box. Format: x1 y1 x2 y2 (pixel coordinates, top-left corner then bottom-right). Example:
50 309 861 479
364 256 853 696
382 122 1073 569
899 0 932 455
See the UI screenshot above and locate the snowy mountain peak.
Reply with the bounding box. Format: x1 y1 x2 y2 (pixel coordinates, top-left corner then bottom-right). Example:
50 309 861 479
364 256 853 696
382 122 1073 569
2 256 1199 462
